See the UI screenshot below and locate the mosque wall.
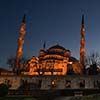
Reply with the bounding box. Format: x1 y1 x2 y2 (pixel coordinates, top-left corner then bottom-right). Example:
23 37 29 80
0 75 100 90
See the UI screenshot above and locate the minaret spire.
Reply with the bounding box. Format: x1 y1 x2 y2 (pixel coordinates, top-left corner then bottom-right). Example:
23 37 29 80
14 15 26 73
82 14 84 25
22 14 26 23
80 14 86 72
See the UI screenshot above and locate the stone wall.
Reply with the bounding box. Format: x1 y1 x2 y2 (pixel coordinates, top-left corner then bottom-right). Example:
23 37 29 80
0 75 100 90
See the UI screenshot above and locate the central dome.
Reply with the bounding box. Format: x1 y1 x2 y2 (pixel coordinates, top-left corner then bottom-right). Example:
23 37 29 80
49 44 66 51
38 44 72 61
46 44 70 57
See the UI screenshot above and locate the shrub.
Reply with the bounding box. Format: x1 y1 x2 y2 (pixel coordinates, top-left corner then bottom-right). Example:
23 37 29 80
0 83 9 97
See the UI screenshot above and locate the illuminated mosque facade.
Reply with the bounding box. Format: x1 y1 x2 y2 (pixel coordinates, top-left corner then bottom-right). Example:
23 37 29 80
0 15 100 92
23 44 82 75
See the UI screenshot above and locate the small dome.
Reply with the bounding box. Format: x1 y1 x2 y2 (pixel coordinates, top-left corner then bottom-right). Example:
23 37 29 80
38 49 46 57
68 57 78 62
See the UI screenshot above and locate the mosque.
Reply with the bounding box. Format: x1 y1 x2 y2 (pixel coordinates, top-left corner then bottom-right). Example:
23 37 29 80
22 44 82 76
13 15 85 76
0 15 100 94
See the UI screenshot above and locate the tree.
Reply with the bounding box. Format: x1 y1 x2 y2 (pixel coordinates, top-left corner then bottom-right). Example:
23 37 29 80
7 56 28 71
6 56 16 69
85 52 100 75
85 52 100 66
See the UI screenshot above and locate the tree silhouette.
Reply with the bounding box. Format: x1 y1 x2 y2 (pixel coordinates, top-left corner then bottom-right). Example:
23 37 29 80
85 52 100 75
6 56 16 69
85 52 100 66
7 56 28 71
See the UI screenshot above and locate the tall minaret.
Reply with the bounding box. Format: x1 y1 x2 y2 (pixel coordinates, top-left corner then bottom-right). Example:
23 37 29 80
80 14 86 70
14 15 26 72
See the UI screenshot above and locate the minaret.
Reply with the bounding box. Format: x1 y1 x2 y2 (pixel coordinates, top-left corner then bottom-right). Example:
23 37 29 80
80 14 86 70
14 15 26 73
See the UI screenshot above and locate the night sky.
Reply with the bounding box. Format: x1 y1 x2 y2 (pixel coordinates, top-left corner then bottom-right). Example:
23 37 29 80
0 0 100 69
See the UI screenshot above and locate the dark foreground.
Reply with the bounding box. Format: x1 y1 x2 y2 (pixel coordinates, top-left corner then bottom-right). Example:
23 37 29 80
0 94 100 100
0 89 100 100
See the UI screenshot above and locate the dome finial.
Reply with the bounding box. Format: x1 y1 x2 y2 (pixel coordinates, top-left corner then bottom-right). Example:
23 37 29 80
43 41 46 50
54 41 59 46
